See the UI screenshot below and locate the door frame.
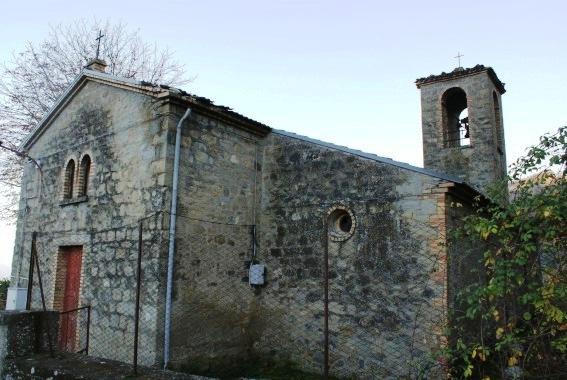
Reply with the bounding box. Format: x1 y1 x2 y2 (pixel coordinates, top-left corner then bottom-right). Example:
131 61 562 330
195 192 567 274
54 245 84 351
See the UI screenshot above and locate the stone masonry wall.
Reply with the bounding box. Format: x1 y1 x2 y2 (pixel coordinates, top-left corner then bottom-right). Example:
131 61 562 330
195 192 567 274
10 78 477 378
11 81 170 365
168 107 262 374
165 122 456 378
252 133 451 378
420 71 507 194
446 192 486 344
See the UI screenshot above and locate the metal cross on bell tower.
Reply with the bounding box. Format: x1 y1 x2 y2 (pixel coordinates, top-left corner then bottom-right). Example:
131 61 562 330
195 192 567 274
95 30 105 60
454 52 464 68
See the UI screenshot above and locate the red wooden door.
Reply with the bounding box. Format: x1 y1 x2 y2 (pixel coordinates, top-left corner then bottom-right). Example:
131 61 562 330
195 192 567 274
59 246 83 352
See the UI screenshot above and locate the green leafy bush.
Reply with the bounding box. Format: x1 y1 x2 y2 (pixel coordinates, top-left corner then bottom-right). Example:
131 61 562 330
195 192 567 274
445 127 566 379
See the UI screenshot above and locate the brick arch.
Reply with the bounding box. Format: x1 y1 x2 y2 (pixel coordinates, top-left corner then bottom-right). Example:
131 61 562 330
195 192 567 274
78 154 92 197
63 159 76 199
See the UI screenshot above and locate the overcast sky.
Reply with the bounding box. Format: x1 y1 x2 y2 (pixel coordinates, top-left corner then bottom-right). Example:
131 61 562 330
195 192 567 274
1 0 566 278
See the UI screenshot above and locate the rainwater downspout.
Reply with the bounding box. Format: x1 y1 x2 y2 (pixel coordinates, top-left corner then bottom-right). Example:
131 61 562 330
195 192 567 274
164 107 192 369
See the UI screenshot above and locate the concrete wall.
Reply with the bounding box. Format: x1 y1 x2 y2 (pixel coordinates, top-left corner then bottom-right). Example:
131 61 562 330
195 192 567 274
10 81 169 365
0 310 58 377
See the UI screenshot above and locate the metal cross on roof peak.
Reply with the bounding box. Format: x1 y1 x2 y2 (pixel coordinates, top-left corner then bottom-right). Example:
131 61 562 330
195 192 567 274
454 52 464 68
95 30 105 60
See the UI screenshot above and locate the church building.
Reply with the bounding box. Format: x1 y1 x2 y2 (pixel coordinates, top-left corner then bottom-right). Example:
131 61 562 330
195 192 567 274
9 61 506 378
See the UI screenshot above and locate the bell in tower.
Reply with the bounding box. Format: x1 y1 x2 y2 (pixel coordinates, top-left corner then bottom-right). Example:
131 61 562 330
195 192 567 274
416 65 507 196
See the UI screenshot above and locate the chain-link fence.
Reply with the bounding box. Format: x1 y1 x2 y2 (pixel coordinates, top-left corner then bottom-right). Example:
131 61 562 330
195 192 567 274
143 203 450 379
82 224 140 365
23 215 165 371
166 219 256 375
86 214 165 370
24 203 451 378
324 216 447 379
58 305 90 354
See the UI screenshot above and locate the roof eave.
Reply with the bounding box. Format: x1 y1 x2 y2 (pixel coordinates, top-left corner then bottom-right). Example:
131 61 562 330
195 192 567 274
20 69 164 151
415 66 506 94
272 129 466 183
21 69 271 150
159 92 271 137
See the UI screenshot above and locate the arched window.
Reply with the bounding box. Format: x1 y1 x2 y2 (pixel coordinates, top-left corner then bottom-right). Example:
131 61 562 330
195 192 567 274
63 160 75 199
78 155 91 197
493 91 503 155
442 87 470 147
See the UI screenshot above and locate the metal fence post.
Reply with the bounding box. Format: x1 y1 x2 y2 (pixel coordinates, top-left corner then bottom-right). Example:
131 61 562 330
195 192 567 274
59 306 91 354
32 231 54 357
324 219 330 379
86 305 91 355
25 232 35 310
133 219 143 374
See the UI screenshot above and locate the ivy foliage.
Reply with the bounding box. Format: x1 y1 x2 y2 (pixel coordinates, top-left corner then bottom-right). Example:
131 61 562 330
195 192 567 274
446 127 566 379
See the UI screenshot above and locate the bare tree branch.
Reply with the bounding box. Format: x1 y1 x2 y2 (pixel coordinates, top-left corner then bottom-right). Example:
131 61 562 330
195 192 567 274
0 19 189 221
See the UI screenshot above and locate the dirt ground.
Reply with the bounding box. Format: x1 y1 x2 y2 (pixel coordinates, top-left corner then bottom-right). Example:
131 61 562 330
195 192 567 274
6 353 216 379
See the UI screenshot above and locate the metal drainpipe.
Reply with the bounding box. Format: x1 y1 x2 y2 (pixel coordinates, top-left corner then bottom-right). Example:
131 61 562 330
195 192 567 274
164 107 192 369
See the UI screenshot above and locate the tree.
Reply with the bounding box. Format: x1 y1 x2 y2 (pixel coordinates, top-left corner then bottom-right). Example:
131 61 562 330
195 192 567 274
0 19 188 220
445 127 566 379
0 277 9 310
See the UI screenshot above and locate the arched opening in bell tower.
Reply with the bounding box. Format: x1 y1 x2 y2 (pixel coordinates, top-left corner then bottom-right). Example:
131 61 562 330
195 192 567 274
441 87 470 147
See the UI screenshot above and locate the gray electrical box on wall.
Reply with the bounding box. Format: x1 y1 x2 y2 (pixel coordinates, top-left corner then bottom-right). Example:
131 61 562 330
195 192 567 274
249 264 265 286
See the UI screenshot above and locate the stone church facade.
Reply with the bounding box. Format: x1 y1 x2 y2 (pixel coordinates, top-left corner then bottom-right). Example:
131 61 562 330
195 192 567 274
10 61 506 378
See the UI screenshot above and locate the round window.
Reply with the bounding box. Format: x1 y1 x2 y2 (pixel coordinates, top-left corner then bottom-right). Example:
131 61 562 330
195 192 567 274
327 206 356 241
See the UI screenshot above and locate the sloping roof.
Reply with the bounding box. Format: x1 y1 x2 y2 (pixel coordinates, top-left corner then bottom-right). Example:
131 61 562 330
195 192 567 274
273 129 466 184
415 64 506 94
21 68 474 190
20 69 271 149
87 70 272 134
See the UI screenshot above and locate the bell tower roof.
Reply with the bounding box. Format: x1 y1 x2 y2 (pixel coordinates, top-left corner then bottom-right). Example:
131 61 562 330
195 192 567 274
415 64 506 94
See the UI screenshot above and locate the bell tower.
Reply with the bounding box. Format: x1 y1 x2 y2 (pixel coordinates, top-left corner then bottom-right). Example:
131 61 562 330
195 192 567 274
416 65 507 195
